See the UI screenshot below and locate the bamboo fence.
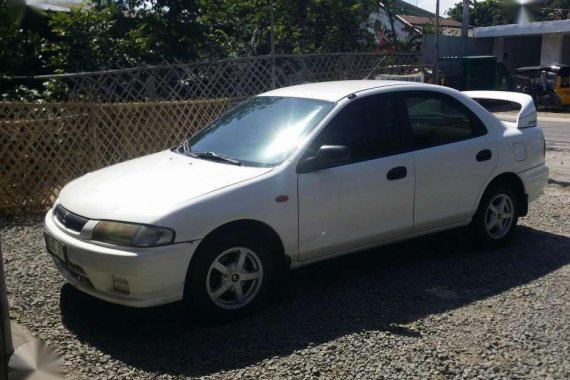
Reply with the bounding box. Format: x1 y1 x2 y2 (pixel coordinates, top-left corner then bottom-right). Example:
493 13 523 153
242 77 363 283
0 99 233 215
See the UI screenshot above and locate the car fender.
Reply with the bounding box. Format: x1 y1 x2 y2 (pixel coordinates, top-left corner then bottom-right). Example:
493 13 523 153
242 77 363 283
156 162 299 261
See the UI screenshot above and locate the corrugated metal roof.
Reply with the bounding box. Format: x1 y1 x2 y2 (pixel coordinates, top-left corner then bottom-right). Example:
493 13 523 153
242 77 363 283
399 15 462 28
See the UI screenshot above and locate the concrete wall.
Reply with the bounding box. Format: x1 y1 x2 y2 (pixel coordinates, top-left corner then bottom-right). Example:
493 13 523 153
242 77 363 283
493 37 505 62
540 34 564 65
423 35 493 65
561 35 570 64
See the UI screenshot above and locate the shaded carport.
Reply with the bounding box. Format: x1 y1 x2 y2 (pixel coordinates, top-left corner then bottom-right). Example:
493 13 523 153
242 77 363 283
474 19 570 73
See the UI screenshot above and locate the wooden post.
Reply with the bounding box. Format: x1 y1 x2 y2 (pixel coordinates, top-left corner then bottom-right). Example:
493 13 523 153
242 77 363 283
0 237 14 378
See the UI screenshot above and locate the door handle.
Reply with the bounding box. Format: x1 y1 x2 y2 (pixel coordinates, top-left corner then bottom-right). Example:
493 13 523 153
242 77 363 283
476 149 492 162
386 166 407 181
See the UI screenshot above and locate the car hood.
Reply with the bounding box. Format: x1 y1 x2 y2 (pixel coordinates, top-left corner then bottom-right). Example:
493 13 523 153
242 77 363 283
58 150 272 223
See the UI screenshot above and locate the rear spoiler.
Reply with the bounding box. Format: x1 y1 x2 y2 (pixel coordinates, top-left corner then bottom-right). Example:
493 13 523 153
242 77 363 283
463 91 537 128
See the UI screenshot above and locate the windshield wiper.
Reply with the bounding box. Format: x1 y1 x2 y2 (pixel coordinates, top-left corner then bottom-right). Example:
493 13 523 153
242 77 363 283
190 151 242 166
175 142 241 166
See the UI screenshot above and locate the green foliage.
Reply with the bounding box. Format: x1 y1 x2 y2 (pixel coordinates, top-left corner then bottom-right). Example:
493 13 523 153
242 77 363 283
447 0 517 27
58 0 377 63
286 0 376 53
44 4 154 72
197 0 269 58
1 0 380 90
420 21 440 36
446 0 570 27
132 0 204 61
199 0 377 57
45 0 377 70
0 79 68 102
0 2 45 76
541 0 570 20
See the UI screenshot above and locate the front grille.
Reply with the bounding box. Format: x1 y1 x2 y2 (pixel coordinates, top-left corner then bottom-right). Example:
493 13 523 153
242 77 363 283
54 204 89 232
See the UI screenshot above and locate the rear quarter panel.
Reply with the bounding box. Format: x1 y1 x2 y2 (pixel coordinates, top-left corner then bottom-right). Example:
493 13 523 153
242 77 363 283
476 118 547 206
489 119 546 175
449 92 547 211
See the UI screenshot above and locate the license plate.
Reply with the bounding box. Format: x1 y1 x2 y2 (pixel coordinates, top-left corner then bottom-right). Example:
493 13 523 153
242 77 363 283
45 233 67 263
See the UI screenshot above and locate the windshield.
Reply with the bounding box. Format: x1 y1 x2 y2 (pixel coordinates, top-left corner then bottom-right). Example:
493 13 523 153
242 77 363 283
182 96 334 166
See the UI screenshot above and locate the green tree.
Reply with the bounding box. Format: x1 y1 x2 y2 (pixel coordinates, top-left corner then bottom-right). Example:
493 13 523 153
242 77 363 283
42 0 377 70
448 0 570 26
541 0 570 20
136 0 204 61
198 0 377 57
0 1 45 76
44 4 155 72
197 0 270 58
6 0 380 76
447 0 517 27
291 0 376 53
420 20 443 35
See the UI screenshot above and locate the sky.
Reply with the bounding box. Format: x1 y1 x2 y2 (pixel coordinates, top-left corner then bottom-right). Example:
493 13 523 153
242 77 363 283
407 0 462 16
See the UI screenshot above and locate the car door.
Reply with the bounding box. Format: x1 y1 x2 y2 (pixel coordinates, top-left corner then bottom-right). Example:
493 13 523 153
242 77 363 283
400 91 498 233
297 93 415 261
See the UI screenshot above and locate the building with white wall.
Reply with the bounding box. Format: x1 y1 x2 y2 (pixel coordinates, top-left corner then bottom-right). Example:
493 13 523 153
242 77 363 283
474 19 570 72
370 0 466 50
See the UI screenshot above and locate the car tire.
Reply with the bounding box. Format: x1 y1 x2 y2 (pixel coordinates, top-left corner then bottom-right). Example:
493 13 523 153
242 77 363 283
470 183 519 247
184 231 275 322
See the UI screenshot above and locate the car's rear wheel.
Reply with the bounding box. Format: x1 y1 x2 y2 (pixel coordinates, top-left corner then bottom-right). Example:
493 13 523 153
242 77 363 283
184 232 274 321
471 183 519 246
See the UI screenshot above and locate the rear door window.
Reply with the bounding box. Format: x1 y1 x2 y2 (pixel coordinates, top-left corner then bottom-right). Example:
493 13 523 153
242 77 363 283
402 92 486 149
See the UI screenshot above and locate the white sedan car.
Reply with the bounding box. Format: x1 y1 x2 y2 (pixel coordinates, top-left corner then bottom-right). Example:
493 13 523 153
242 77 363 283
44 81 548 319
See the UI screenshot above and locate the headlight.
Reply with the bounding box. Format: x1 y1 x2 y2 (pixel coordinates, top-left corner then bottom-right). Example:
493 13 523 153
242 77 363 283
92 221 175 247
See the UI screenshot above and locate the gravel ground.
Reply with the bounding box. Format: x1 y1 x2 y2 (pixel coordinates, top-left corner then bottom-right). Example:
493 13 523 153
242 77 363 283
1 152 569 379
547 143 570 186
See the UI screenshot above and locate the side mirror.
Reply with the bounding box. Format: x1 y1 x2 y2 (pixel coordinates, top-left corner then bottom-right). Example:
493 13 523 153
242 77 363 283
297 145 350 174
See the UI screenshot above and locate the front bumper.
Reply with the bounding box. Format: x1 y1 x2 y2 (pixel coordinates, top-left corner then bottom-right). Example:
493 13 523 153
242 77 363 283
44 209 200 307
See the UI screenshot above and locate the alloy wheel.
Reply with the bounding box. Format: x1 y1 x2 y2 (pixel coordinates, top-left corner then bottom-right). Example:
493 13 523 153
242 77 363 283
485 193 515 240
206 247 263 310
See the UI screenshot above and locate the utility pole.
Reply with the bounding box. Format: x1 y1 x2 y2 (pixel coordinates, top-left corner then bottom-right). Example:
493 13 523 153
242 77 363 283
461 0 470 37
270 0 276 89
0 237 14 379
433 0 440 86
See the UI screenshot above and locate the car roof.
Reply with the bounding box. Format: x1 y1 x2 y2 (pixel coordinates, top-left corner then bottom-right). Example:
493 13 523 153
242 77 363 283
258 80 430 102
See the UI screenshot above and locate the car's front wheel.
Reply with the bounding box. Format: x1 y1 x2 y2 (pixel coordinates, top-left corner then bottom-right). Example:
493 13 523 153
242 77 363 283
184 232 275 321
471 183 519 246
